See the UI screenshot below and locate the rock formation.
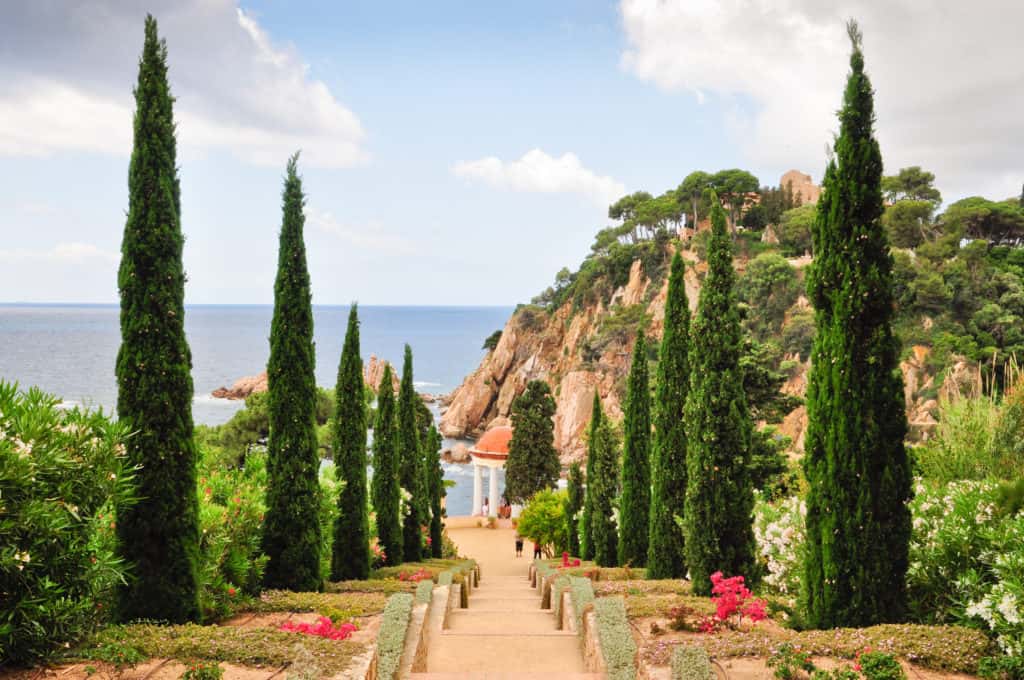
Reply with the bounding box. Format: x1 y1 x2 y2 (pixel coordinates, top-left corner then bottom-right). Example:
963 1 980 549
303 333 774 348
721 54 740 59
211 372 268 400
364 355 399 394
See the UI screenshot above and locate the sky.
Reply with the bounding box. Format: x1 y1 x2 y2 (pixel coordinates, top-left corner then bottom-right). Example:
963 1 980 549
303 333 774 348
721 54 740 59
1 0 1021 305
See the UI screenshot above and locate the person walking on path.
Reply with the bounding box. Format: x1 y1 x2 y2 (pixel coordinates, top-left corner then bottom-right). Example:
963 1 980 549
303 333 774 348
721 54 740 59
533 542 543 559
515 534 524 557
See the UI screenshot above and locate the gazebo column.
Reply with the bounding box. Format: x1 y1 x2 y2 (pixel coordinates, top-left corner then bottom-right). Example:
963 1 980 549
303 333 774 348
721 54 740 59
472 463 483 516
488 465 499 518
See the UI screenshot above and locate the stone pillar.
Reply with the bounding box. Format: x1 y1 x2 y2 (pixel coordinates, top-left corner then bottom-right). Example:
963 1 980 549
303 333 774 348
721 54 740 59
488 465 499 518
472 463 483 516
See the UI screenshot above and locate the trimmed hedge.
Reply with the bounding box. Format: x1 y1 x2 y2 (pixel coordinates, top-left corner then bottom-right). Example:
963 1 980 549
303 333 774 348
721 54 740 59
375 593 414 680
552 575 571 625
437 571 453 587
415 580 434 605
593 597 637 680
569 577 595 633
671 646 713 680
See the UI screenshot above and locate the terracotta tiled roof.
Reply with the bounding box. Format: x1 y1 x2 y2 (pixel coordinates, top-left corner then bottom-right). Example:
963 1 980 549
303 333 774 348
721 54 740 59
470 426 513 456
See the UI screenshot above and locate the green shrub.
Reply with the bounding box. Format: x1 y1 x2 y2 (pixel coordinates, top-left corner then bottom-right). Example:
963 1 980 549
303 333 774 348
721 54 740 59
437 571 453 586
978 654 1024 679
376 593 414 680
858 651 906 680
415 579 434 604
671 645 713 680
593 597 637 680
0 383 134 664
518 488 568 556
551 575 571 624
569 577 595 633
767 643 815 679
180 660 224 680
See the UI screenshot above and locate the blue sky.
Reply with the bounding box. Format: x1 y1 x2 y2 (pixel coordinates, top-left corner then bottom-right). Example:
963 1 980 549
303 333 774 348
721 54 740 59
1 1 1021 305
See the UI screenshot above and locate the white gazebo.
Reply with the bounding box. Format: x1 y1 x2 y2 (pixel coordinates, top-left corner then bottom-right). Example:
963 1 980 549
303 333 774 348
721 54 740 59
468 425 513 518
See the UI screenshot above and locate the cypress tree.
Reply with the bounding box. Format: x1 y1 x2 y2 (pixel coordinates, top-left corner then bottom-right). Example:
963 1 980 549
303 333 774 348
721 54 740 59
425 425 445 558
581 392 602 561
803 22 911 628
115 15 200 623
590 419 620 567
647 252 691 579
505 380 559 504
397 345 426 562
683 194 755 596
565 462 584 556
618 330 651 567
262 153 321 592
331 305 370 581
371 365 403 566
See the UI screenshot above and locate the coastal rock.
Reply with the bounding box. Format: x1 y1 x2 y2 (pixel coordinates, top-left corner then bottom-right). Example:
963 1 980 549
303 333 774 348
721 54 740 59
365 355 399 394
449 442 470 463
211 372 267 400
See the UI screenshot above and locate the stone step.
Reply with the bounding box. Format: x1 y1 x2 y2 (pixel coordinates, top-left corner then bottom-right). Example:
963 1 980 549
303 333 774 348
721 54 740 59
469 595 543 611
447 609 557 633
411 674 602 679
427 633 585 673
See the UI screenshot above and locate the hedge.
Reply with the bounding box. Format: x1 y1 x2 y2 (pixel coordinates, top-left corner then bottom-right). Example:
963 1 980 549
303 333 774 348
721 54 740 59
593 597 637 680
437 571 453 587
671 646 713 680
569 577 595 633
375 593 414 680
551 575 571 625
415 580 434 605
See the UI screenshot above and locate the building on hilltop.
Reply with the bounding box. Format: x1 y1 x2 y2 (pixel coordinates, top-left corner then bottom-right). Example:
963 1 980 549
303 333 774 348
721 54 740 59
780 169 821 205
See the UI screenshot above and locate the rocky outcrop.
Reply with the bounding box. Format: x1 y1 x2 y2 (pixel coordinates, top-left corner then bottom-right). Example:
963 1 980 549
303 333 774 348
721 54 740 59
212 372 268 400
365 355 399 394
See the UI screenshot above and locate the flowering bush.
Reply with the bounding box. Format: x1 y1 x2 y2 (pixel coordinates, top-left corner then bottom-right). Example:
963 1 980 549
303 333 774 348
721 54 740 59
279 616 358 640
560 551 581 568
397 568 433 583
709 572 768 629
753 492 806 597
180 660 224 679
0 383 135 663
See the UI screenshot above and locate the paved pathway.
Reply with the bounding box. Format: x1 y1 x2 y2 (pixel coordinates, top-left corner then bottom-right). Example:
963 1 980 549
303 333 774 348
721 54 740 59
410 527 599 680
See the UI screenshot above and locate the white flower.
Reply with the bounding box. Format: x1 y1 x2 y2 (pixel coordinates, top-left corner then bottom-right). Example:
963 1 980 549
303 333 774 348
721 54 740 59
997 592 1021 625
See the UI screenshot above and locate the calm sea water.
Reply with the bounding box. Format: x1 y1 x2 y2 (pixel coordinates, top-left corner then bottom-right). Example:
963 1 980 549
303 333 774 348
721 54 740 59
0 304 512 515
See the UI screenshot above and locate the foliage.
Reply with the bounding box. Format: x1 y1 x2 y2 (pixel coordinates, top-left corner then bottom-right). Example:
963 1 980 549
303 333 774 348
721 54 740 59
857 651 906 680
505 380 559 503
884 200 935 248
978 655 1024 680
738 253 801 340
803 24 912 628
708 168 761 228
753 493 806 598
782 307 815 358
777 205 816 256
619 331 651 567
565 462 584 556
397 345 427 562
678 171 713 228
590 418 621 566
331 305 370 580
371 365 402 566
684 195 755 595
414 579 434 604
882 166 942 206
180 661 224 680
569 576 596 634
767 643 816 679
246 590 387 620
594 596 638 680
115 15 201 624
671 645 714 680
482 329 503 352
741 339 803 423
0 384 134 663
376 593 414 680
648 253 691 579
517 489 568 557
581 392 602 561
942 196 1024 247
426 426 445 558
262 153 322 592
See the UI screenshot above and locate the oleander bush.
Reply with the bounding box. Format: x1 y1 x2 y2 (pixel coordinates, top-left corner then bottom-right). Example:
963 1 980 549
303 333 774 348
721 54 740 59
594 596 637 680
671 645 714 680
375 593 414 680
0 383 135 664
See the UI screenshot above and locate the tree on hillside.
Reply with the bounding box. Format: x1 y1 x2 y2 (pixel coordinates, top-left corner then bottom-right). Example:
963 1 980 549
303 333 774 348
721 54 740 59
777 205 816 256
882 166 942 206
647 253 691 579
884 200 936 248
581 392 602 561
803 22 912 629
618 331 651 567
331 305 369 581
736 253 801 340
590 418 621 567
505 380 559 504
482 329 503 352
940 196 1024 247
565 462 584 556
371 364 402 566
397 345 426 562
116 15 200 622
261 153 322 592
425 425 445 558
683 193 756 596
678 171 712 229
710 169 760 228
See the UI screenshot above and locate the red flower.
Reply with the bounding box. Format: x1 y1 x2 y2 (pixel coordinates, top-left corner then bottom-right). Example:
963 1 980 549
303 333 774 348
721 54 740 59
227 587 237 597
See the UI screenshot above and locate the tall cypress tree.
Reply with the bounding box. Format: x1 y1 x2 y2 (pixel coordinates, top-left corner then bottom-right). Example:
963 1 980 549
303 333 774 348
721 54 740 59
590 419 620 567
683 194 755 596
115 15 200 623
803 22 911 629
505 380 559 503
425 425 445 558
331 305 369 581
647 252 691 579
371 365 402 566
619 331 651 567
262 154 321 592
565 462 584 556
397 345 426 562
581 392 602 561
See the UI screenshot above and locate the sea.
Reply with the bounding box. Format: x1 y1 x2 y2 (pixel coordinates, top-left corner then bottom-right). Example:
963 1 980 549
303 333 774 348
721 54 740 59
0 304 513 516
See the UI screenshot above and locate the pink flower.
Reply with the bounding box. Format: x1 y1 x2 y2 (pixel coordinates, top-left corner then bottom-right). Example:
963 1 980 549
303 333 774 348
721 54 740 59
280 616 358 640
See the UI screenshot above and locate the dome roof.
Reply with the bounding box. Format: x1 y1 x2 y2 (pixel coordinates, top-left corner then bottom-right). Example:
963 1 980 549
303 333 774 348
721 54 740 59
469 426 513 458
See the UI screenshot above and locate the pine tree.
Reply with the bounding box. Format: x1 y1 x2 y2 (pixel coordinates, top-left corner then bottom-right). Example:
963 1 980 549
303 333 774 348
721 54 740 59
261 153 321 592
505 380 559 504
647 252 691 579
331 305 369 581
425 425 445 558
683 194 755 597
397 345 426 562
565 462 584 556
371 365 402 566
590 419 620 567
618 330 651 567
803 22 911 628
581 392 602 561
115 15 200 623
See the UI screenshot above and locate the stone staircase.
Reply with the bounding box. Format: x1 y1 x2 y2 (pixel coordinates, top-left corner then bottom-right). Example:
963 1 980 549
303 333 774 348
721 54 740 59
410 573 600 679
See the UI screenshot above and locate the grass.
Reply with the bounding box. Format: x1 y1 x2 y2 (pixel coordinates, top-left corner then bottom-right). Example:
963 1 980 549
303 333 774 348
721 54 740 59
325 578 416 595
72 623 365 675
242 590 388 621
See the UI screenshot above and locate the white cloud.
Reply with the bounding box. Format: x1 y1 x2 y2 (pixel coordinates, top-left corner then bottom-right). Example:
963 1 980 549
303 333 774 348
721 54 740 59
0 242 119 264
0 2 366 167
452 148 626 207
304 206 414 254
619 0 1024 201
